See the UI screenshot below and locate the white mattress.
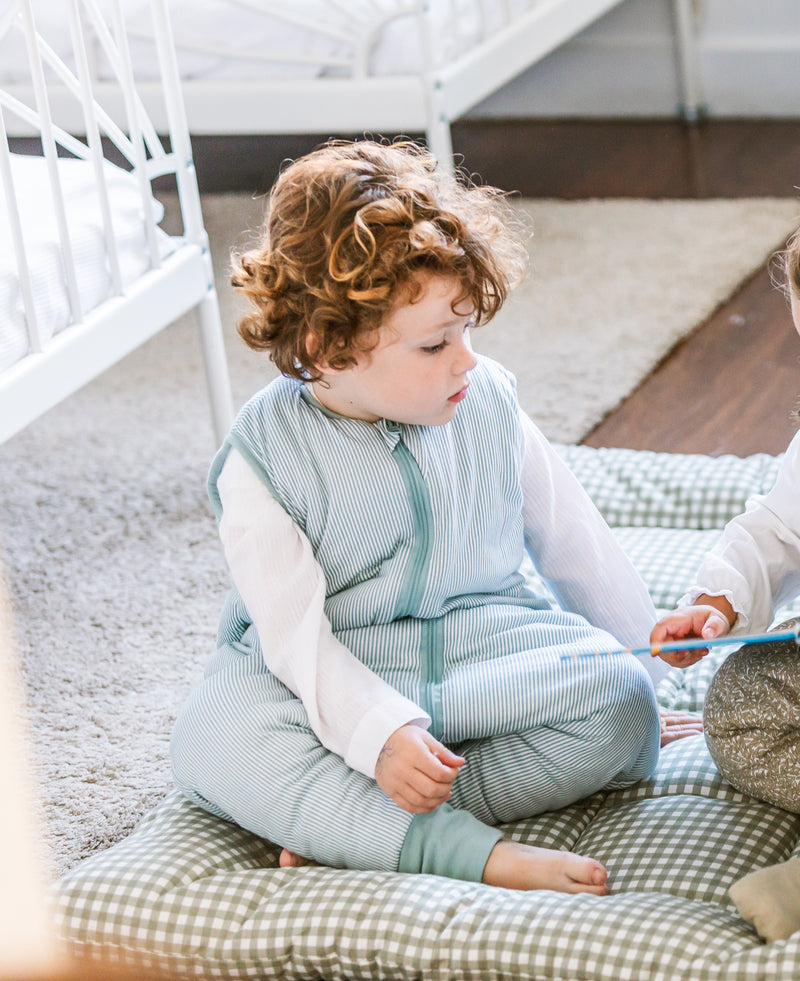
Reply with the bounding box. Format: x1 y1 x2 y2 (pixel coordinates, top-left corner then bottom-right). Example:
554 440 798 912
0 1 539 84
0 153 174 374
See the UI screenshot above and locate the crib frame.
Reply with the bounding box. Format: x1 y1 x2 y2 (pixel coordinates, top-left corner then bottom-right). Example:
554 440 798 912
162 0 637 167
0 0 234 445
3 0 640 173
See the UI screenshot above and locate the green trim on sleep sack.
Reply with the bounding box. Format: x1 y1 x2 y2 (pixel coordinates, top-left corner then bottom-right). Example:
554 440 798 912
421 617 445 740
207 436 282 520
387 426 446 736
398 803 503 882
389 427 434 620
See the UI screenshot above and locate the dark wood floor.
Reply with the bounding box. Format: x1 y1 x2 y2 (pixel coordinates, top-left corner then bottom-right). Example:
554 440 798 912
460 120 800 457
193 120 800 457
191 119 800 201
451 119 800 200
583 264 800 456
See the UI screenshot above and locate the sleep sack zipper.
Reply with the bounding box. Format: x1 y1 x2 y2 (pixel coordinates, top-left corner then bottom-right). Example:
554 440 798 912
388 428 443 736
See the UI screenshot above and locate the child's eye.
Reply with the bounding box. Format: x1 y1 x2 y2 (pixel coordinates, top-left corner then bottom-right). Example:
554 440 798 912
421 340 447 354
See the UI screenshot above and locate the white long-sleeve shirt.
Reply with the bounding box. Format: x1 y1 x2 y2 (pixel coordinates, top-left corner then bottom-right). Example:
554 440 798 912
216 407 664 779
679 429 800 634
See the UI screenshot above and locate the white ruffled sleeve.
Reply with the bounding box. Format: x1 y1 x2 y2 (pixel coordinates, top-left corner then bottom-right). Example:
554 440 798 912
679 430 800 633
216 447 430 779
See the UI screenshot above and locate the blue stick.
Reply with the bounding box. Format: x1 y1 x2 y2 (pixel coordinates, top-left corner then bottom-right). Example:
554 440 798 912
562 626 800 661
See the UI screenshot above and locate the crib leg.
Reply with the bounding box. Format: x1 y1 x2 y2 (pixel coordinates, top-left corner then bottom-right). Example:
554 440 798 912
426 107 455 177
671 0 705 121
195 287 234 445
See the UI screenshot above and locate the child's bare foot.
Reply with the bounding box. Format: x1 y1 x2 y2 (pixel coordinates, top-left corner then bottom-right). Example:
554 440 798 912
482 839 608 894
279 848 320 869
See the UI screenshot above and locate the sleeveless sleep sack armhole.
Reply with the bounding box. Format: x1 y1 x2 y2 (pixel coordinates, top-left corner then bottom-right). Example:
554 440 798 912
207 442 232 520
207 436 282 521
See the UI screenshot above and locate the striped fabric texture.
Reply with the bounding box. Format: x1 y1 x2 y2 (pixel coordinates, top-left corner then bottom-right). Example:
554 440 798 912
52 443 800 980
172 358 659 875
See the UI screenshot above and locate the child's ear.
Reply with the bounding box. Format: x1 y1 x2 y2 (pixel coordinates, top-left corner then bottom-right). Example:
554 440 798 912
304 332 325 370
305 332 344 374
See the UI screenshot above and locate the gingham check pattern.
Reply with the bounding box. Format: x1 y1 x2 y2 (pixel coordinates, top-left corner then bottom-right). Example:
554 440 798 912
51 446 800 979
556 443 784 530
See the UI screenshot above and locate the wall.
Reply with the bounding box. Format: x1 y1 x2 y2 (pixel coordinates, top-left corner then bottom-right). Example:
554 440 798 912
469 0 800 119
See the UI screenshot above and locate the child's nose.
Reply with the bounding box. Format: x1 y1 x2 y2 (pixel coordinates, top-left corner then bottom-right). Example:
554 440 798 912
454 338 478 373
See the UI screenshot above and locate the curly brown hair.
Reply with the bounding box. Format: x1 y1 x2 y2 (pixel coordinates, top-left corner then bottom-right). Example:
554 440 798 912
230 140 528 381
784 227 800 299
787 228 800 423
774 226 800 424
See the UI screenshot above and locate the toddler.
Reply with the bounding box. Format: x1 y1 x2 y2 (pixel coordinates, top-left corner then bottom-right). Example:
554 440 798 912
651 226 800 939
171 140 667 894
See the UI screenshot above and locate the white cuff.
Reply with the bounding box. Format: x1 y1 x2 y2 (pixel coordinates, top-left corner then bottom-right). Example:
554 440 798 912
677 588 751 634
344 701 431 778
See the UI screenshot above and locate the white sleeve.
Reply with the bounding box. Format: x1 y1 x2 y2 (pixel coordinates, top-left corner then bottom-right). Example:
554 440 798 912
216 448 430 779
519 410 667 684
680 431 800 633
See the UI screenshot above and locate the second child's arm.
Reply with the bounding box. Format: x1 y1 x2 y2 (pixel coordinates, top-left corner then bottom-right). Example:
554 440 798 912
650 594 736 668
652 431 800 667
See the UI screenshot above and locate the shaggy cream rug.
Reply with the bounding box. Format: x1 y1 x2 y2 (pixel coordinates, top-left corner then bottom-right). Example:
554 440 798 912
1 195 797 877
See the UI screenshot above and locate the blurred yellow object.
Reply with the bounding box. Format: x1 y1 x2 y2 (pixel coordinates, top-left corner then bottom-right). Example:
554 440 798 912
0 553 64 979
0 552 175 981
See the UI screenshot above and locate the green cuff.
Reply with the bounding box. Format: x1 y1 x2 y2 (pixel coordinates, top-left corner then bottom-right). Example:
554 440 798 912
398 803 503 883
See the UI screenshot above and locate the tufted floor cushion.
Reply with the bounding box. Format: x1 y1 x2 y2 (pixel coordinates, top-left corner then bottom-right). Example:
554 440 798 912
51 445 800 979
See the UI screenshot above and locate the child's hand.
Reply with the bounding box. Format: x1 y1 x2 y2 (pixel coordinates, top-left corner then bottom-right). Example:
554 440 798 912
659 709 704 745
650 600 734 668
375 725 465 814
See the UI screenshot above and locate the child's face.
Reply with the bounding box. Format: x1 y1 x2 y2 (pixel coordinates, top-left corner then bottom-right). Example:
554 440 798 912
313 273 478 426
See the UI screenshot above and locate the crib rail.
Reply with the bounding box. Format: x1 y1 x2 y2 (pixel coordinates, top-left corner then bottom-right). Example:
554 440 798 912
0 1 535 90
0 1 626 171
0 0 207 332
115 1 524 81
150 1 535 79
0 0 233 443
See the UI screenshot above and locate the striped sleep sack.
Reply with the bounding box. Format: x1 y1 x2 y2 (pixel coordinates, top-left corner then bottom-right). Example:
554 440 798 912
171 356 660 881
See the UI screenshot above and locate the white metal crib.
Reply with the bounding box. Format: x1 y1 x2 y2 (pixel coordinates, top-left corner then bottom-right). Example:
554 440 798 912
2 0 646 175
0 0 234 445
131 0 637 169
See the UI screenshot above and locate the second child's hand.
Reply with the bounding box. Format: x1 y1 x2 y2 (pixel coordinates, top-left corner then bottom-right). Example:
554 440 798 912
650 602 734 668
375 724 465 814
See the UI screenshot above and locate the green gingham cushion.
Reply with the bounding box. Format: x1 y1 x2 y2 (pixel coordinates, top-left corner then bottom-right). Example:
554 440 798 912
52 776 800 979
51 446 800 980
613 525 719 612
555 443 783 530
